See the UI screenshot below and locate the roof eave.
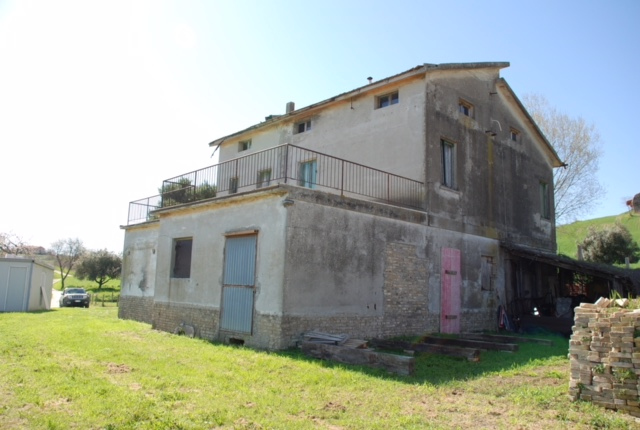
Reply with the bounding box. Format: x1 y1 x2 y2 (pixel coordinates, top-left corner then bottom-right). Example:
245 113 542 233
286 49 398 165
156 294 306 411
497 78 565 168
209 62 512 149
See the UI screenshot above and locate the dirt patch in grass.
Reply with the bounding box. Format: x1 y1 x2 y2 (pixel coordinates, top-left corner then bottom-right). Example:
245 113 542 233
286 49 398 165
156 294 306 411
106 363 132 374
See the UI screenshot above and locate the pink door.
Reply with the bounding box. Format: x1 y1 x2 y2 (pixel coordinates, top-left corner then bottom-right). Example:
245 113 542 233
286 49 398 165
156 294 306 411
441 247 461 334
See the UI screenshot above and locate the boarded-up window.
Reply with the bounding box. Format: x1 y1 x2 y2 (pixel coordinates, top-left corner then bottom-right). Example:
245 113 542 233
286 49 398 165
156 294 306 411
481 256 494 291
173 238 193 278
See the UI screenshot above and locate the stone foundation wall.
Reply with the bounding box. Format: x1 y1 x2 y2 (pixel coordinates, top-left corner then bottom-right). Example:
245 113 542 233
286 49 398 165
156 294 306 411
152 301 220 341
118 295 154 324
569 303 640 417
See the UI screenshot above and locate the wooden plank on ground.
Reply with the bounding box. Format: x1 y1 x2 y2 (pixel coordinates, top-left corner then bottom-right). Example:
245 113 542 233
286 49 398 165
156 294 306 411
459 333 554 346
420 335 519 352
301 342 415 376
302 331 349 345
369 339 480 362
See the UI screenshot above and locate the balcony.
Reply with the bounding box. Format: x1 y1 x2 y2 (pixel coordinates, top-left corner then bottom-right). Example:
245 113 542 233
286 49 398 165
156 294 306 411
126 144 425 225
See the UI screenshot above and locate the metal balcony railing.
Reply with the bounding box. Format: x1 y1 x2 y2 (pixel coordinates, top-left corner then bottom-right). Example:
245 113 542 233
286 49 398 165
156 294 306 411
127 144 424 225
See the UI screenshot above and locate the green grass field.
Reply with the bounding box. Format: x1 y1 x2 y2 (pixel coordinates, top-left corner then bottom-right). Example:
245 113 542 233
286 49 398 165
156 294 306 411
557 212 640 269
0 308 637 429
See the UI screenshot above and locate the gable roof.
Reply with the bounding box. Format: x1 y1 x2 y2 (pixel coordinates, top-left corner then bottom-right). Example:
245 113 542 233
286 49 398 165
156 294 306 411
209 62 510 149
208 62 564 168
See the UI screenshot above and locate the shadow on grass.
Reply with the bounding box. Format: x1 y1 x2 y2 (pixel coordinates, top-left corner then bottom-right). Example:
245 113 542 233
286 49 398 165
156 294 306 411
269 331 569 386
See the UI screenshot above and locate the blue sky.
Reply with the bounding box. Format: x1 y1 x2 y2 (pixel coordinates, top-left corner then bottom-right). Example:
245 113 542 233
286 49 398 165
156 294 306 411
1 0 638 252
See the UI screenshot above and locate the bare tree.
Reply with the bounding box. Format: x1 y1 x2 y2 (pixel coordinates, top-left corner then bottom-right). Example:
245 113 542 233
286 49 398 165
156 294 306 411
50 238 85 290
523 94 605 224
0 232 29 256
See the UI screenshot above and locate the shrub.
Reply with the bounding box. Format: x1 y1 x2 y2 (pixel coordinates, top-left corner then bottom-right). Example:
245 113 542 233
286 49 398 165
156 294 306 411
580 223 640 265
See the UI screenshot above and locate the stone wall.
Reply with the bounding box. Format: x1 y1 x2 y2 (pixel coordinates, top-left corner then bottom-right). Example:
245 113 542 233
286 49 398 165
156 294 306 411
152 301 220 341
382 242 435 336
569 302 640 417
459 308 495 333
118 295 154 325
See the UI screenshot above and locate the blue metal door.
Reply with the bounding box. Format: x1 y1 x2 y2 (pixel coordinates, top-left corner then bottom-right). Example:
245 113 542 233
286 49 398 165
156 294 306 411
220 235 257 333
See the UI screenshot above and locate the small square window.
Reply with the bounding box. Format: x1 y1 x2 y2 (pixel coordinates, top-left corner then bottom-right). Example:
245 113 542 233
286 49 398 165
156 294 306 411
238 140 252 152
172 238 192 279
295 120 311 134
229 177 239 194
377 91 399 109
256 169 271 188
510 128 520 142
459 99 474 117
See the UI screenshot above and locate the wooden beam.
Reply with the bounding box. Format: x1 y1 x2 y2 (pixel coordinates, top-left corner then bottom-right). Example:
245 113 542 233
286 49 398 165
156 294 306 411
459 333 554 346
369 339 480 362
301 342 415 376
420 335 519 352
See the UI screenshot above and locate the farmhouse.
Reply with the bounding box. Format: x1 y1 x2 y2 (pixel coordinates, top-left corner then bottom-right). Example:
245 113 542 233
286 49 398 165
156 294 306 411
119 62 566 349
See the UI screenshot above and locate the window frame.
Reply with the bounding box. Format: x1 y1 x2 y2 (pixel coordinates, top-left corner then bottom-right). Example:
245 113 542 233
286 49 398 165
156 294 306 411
540 181 551 220
298 159 317 189
481 255 494 291
376 91 399 109
229 177 239 194
294 120 312 134
510 128 520 142
172 238 193 279
256 169 271 188
238 140 252 152
458 99 474 118
441 139 457 189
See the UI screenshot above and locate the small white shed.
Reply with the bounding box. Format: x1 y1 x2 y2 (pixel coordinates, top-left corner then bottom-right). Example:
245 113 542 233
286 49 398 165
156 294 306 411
0 258 54 312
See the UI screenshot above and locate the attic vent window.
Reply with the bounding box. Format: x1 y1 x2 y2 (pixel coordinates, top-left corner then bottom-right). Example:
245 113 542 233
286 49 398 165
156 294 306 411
376 91 399 109
295 120 311 134
459 99 474 117
510 128 520 142
238 140 252 152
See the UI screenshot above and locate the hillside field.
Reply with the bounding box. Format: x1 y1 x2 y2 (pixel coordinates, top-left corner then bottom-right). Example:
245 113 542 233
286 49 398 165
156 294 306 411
556 212 640 269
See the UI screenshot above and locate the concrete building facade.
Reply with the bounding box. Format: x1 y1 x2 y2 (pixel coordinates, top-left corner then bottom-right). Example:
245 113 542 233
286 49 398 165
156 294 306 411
119 62 563 349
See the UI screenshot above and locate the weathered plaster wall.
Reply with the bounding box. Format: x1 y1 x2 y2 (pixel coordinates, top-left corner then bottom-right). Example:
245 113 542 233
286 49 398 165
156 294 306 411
119 222 159 323
120 185 506 348
218 77 427 183
424 68 556 251
152 191 287 316
280 188 503 342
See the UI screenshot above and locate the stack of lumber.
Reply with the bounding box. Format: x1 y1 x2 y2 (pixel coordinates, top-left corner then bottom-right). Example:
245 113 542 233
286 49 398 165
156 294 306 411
301 331 410 375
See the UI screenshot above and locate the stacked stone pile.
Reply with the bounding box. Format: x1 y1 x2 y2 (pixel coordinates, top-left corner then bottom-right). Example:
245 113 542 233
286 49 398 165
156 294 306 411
569 298 640 417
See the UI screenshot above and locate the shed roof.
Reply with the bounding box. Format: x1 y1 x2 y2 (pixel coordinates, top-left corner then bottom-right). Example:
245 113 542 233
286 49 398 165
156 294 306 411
502 242 640 291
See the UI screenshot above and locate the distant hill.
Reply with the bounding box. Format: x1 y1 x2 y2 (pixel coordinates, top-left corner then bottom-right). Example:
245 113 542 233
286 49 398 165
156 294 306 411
556 212 640 269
